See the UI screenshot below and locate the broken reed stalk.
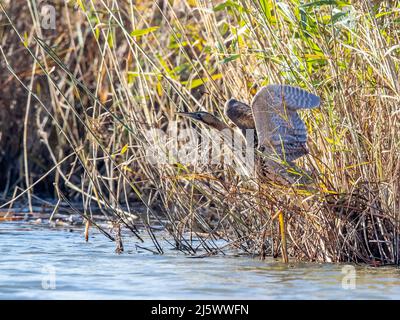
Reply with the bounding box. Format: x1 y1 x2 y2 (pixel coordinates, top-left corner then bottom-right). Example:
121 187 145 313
84 219 90 242
278 210 288 264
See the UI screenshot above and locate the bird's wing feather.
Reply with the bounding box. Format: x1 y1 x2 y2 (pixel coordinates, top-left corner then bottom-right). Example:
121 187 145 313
266 84 320 110
251 85 320 161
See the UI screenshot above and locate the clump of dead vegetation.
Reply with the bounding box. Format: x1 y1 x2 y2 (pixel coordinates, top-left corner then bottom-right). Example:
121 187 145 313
0 0 399 265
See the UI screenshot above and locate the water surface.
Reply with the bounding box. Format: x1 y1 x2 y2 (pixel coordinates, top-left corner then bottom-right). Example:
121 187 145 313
1 222 399 299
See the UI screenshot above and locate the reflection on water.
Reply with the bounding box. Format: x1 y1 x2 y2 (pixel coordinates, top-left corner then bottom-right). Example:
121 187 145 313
0 222 399 299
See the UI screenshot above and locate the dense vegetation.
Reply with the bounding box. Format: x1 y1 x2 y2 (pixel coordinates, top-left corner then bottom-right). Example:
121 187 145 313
1 0 399 264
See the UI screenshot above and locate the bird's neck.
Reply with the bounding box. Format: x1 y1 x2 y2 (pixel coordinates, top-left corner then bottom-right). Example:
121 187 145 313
212 120 231 131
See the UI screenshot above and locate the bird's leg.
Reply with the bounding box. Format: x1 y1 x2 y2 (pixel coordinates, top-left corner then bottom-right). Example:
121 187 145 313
278 210 289 263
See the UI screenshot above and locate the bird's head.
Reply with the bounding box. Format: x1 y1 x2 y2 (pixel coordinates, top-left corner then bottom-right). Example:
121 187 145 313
224 98 251 117
177 111 212 124
224 98 248 112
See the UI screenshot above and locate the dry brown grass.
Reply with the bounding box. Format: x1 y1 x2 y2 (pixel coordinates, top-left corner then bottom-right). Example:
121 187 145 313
0 0 399 265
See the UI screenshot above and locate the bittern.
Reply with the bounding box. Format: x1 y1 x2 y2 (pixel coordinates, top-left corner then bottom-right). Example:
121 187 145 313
177 84 321 262
178 85 320 165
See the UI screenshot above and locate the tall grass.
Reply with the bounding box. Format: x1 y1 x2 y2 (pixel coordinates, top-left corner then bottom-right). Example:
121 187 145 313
0 0 399 264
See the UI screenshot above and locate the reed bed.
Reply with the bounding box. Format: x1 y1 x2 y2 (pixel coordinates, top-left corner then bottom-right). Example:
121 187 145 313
0 0 399 265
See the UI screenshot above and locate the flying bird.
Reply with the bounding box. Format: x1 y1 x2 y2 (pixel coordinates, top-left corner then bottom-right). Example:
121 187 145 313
179 84 320 183
178 84 320 165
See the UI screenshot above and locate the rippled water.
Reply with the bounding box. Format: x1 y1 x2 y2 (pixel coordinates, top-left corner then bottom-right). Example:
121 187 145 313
1 221 399 299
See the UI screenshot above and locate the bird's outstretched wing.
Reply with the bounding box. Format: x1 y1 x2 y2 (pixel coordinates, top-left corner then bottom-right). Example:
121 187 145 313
251 85 320 162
